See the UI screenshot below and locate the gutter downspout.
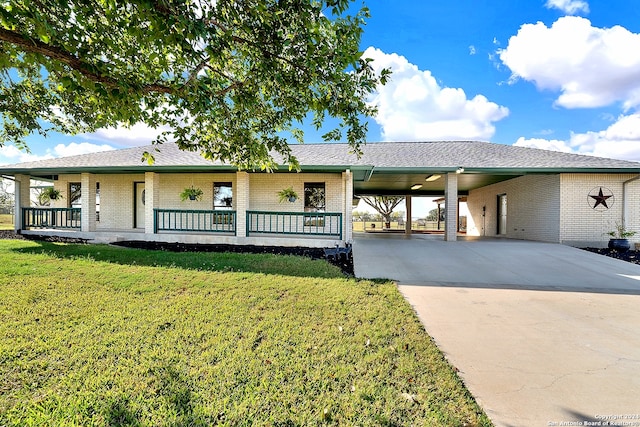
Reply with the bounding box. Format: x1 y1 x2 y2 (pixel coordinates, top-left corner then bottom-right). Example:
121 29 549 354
622 174 640 228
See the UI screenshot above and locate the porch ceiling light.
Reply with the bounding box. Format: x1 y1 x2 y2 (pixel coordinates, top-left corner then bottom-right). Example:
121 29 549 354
410 184 423 190
425 174 441 182
456 167 465 174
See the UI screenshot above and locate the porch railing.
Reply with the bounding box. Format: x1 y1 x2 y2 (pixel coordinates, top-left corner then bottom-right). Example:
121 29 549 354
22 207 81 229
154 209 236 234
247 211 342 239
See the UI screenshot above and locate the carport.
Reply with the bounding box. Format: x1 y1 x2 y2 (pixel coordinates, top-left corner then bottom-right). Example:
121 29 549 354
317 141 640 246
351 163 521 241
353 232 640 426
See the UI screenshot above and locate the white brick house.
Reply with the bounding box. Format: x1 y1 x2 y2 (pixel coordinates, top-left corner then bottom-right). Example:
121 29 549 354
2 141 640 248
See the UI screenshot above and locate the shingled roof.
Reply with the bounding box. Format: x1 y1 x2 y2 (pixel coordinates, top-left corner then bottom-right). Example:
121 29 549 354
2 141 640 175
286 141 640 170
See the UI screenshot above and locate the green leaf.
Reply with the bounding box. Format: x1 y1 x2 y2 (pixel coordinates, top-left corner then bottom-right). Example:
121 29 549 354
0 0 390 168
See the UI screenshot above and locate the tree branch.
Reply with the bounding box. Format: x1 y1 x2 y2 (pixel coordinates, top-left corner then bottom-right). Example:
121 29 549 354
206 17 309 74
0 27 174 94
149 0 310 75
182 56 210 89
204 64 253 96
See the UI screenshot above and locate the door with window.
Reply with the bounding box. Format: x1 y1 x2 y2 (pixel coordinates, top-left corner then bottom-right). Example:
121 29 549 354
69 182 81 225
497 194 507 235
135 182 145 229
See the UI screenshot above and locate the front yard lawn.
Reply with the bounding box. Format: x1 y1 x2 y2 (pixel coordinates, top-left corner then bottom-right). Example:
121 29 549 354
0 239 491 426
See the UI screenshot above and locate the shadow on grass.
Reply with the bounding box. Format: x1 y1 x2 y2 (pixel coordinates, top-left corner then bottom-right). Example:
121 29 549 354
10 239 346 279
105 396 141 427
100 365 309 427
103 365 220 427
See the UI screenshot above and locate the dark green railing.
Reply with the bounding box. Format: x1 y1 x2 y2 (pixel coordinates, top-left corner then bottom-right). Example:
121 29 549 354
246 211 342 239
154 209 236 234
22 207 81 229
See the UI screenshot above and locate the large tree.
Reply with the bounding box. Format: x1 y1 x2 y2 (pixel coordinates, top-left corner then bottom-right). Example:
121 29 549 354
0 0 388 169
360 196 403 229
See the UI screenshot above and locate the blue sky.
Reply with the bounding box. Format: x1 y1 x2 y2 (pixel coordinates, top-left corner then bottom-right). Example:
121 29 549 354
3 0 640 165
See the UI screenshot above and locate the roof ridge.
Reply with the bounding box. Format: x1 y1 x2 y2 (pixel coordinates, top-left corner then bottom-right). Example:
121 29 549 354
507 143 640 165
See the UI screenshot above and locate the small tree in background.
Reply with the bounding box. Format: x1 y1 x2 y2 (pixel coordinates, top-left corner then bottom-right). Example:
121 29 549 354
426 208 444 222
0 178 13 217
0 178 11 205
360 196 404 229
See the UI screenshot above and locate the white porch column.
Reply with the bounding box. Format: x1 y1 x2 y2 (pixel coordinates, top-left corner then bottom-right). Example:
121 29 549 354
444 172 458 242
235 171 249 238
342 170 353 243
14 174 31 231
405 195 412 235
81 173 97 232
144 172 160 234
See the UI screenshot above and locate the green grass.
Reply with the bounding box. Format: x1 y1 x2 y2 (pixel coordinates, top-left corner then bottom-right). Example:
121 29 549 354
0 239 491 426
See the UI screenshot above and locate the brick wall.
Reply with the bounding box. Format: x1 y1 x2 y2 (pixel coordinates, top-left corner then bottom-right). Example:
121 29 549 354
103 174 145 229
467 174 561 242
559 173 640 246
157 173 238 210
248 173 343 212
467 173 640 246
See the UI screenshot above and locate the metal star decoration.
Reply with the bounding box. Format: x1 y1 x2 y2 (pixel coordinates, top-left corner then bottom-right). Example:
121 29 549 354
589 187 612 209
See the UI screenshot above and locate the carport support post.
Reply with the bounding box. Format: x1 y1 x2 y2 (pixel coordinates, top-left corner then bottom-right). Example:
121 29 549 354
405 195 412 235
444 173 458 241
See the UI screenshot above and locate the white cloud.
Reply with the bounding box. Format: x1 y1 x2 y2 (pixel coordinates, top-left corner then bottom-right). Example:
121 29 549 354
545 0 589 15
0 145 54 166
0 141 115 166
499 17 640 109
364 47 509 141
514 113 640 161
82 122 170 146
514 137 574 153
469 45 476 55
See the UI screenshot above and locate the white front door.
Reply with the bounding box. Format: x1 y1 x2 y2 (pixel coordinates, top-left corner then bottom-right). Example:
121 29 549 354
498 194 507 235
135 183 145 229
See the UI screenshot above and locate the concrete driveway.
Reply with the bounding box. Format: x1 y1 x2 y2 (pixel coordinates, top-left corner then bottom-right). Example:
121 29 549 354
353 233 640 427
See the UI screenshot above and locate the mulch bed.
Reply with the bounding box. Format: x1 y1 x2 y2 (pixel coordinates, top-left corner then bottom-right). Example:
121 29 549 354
0 230 88 244
0 230 23 240
581 247 640 265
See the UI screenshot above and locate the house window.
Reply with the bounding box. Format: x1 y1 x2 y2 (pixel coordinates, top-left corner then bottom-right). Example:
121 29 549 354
69 182 81 208
213 182 233 210
304 182 325 212
96 182 100 222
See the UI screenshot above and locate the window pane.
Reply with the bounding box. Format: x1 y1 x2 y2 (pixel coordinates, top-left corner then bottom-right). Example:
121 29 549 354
69 183 81 208
304 182 325 212
96 182 100 222
214 182 233 210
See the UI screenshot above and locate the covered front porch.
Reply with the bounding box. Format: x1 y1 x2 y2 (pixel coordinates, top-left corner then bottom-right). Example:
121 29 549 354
11 169 352 248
